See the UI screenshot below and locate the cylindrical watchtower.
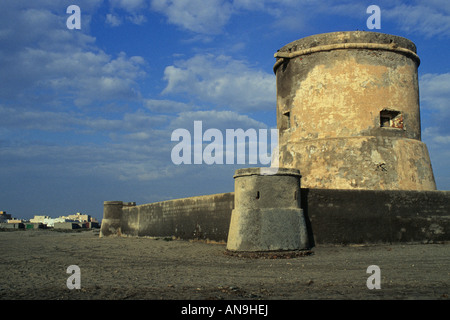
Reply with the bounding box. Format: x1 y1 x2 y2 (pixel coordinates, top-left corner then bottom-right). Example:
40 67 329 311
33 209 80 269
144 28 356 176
274 31 436 190
99 201 123 237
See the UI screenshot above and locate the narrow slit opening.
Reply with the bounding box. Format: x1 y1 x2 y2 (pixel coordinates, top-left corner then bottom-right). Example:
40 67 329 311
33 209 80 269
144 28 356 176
282 111 291 130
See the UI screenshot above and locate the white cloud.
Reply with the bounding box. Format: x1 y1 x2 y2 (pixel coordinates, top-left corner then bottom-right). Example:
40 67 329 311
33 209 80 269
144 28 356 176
162 54 276 111
232 0 267 11
423 127 450 146
46 50 146 107
99 0 450 38
422 126 450 190
419 72 450 189
236 1 450 38
0 107 269 183
150 0 233 34
420 73 450 114
384 2 450 37
169 110 268 131
106 13 122 26
0 105 174 183
0 3 147 107
0 105 77 132
127 14 147 25
0 140 174 182
107 0 148 26
109 0 148 13
0 104 168 137
144 99 198 113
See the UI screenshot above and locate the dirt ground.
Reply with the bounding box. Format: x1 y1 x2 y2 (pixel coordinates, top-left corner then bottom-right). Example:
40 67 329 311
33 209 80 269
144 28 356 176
0 229 448 301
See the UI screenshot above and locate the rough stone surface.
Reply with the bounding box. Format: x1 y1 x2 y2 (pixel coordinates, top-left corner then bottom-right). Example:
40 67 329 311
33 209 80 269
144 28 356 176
275 31 436 190
100 193 235 242
226 208 309 251
233 168 302 210
227 168 310 252
99 201 124 237
302 189 450 244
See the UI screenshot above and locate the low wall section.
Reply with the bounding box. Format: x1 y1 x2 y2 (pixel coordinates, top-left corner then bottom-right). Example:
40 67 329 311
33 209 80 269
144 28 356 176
120 193 234 241
101 189 450 244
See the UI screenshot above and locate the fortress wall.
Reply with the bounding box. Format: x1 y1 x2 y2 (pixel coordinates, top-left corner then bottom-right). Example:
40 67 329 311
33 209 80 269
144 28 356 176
121 192 234 242
302 189 450 245
107 189 450 244
121 205 140 236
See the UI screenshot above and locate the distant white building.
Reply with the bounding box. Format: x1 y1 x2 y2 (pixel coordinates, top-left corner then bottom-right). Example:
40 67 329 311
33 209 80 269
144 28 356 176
29 212 98 228
30 215 50 224
52 217 77 227
30 215 76 227
63 212 95 223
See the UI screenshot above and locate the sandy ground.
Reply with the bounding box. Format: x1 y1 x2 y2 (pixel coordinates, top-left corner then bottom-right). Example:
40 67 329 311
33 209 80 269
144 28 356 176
0 229 448 301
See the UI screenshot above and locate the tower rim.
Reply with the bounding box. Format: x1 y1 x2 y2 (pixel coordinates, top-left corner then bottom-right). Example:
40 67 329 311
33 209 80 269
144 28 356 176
273 31 420 73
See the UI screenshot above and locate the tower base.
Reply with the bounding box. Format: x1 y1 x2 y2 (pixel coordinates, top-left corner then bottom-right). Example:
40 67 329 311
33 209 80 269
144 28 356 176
226 208 310 252
279 136 436 190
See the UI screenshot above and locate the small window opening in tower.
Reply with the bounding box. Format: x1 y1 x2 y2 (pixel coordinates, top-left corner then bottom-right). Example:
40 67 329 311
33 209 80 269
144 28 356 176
282 111 291 130
380 110 403 129
256 191 260 199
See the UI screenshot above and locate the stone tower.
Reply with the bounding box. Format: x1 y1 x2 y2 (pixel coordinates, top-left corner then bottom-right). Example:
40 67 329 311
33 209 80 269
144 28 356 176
274 31 436 190
226 168 310 252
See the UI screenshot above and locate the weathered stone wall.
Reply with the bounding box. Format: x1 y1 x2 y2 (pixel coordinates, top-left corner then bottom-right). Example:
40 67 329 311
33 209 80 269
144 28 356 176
274 31 436 190
301 189 450 244
100 189 450 244
115 193 234 242
227 168 309 251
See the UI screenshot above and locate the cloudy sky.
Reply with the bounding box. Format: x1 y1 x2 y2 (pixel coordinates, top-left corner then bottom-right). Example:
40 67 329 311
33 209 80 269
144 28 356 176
1 0 449 220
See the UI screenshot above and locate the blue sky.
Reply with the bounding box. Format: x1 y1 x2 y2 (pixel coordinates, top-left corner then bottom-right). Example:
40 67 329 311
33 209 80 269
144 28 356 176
1 0 449 221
